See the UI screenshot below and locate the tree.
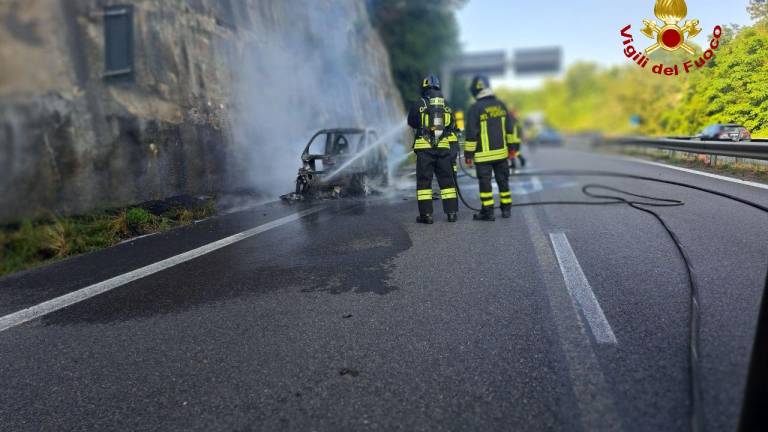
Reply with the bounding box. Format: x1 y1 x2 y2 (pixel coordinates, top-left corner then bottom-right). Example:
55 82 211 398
494 21 768 138
367 0 466 106
748 0 768 21
675 25 768 135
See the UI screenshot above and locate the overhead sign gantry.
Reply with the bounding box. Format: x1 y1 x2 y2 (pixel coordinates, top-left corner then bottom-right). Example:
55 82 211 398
441 47 562 95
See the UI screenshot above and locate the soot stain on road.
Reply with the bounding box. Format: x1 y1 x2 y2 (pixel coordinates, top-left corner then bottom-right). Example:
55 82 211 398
38 203 412 326
297 207 411 295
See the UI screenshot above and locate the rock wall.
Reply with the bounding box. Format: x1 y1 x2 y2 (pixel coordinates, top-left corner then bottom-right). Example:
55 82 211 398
0 0 404 223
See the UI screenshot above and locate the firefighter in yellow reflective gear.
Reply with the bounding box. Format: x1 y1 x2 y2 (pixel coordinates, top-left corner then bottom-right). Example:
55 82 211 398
508 108 527 171
464 75 521 221
454 110 466 132
407 75 459 224
453 110 465 174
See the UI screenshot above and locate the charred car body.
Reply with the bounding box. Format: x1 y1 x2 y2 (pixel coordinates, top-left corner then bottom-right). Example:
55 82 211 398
281 128 388 201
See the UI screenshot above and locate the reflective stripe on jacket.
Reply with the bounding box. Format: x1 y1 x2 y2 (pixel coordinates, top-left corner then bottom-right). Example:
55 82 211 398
407 89 459 151
464 95 521 163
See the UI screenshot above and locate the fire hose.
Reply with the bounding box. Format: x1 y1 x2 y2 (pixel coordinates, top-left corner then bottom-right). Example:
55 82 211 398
448 158 768 432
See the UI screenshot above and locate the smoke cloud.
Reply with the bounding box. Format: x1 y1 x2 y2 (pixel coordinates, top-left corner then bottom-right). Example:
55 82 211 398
229 0 404 198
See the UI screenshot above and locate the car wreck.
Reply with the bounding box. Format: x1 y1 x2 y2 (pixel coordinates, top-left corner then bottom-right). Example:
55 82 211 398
281 128 389 201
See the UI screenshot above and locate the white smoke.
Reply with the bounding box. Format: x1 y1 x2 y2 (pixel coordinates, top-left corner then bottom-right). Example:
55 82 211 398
229 0 404 198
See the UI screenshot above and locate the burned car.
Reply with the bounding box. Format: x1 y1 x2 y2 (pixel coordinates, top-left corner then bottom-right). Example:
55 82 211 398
281 128 389 201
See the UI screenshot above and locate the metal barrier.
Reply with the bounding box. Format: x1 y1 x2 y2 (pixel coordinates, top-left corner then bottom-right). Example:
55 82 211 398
606 137 768 161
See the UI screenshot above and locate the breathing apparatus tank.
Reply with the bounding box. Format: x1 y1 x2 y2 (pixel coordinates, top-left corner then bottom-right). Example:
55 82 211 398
424 97 446 147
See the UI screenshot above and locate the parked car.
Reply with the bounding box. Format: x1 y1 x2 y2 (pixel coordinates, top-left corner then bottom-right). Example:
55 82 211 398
696 124 751 141
281 128 388 201
530 127 564 147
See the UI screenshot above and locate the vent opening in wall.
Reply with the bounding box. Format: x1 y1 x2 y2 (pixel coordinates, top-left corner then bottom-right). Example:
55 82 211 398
104 5 134 80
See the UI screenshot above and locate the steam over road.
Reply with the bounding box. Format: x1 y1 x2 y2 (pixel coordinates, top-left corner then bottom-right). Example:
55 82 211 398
1 144 766 432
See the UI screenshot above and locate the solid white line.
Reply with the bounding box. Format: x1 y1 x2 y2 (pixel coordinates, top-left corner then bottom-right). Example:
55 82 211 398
0 207 324 333
549 232 617 345
611 154 768 191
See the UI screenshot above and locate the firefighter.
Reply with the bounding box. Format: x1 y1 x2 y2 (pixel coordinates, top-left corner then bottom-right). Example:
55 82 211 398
508 109 527 172
464 75 521 221
407 75 459 224
453 110 465 173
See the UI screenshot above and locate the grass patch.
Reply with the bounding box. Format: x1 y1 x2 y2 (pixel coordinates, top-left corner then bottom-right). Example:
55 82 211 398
0 197 217 277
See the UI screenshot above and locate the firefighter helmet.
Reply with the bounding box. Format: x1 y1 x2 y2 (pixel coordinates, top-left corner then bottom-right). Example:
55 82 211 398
421 75 441 91
470 75 490 97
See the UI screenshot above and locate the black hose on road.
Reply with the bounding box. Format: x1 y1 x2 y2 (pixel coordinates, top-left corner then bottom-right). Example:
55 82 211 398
450 163 768 432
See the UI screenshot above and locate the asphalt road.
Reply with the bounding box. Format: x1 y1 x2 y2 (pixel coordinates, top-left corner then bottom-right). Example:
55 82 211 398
1 144 767 431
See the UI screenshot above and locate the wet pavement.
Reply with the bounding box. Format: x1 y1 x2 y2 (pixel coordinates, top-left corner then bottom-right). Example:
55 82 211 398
1 145 767 431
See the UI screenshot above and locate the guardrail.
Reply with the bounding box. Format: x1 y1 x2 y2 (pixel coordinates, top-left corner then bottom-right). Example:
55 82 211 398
606 136 768 161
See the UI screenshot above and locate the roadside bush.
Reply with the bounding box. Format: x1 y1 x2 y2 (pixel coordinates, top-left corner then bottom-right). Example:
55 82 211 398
496 19 768 137
126 208 153 232
0 221 49 275
191 199 216 220
43 219 78 258
1 199 217 277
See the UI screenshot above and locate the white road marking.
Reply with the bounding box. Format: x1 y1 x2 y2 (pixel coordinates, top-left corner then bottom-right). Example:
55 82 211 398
489 176 543 195
611 154 768 191
521 209 622 431
0 207 324 333
523 176 543 194
549 232 617 345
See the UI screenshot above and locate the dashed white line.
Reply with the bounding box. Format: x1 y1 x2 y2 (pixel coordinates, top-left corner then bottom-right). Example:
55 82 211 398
522 209 622 431
549 232 617 345
0 207 324 333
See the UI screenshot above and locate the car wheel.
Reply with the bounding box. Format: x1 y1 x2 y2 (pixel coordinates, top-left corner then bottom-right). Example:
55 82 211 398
350 173 370 196
295 176 307 195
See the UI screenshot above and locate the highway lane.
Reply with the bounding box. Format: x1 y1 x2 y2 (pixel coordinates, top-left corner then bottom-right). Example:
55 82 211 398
1 145 767 431
0 200 317 318
521 149 768 432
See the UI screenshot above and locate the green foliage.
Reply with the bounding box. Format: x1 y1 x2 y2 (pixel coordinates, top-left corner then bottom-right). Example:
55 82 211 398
162 199 216 225
0 215 117 275
1 221 49 275
748 0 768 21
126 208 153 231
367 0 465 105
0 200 217 277
665 25 768 136
496 22 768 137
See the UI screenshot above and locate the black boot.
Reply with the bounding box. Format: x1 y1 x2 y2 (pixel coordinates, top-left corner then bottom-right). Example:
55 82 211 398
519 155 527 168
416 214 434 224
501 206 511 219
473 207 495 221
447 213 458 223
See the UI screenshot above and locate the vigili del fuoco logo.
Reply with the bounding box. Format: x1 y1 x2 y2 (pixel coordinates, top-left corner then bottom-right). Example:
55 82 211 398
620 0 723 76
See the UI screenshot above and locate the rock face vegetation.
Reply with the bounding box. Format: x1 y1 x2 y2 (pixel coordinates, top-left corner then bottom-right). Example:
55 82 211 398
0 0 404 224
1 0 475 276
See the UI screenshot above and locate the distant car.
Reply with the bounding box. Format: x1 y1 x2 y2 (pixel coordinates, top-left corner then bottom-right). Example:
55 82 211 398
531 127 563 147
696 124 751 142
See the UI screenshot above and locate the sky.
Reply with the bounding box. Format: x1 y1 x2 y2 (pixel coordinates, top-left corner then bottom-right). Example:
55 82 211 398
457 0 755 89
